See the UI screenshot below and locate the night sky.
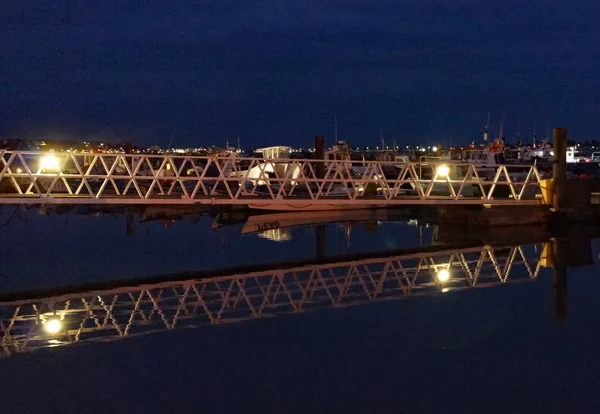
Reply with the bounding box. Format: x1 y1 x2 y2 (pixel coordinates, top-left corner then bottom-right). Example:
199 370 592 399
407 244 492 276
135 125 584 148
2 1 599 148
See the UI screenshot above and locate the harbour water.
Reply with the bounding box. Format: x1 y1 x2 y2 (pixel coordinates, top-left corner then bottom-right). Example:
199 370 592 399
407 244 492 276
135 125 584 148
1 205 600 413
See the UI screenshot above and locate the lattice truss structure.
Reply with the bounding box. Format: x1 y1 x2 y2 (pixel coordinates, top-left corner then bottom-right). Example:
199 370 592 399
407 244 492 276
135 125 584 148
0 244 543 357
0 151 545 205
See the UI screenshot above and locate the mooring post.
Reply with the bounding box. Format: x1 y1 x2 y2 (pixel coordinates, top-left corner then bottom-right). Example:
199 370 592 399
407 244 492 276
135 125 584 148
315 135 325 179
550 128 568 234
124 141 133 171
316 224 326 260
551 128 568 319
552 128 567 211
552 237 568 320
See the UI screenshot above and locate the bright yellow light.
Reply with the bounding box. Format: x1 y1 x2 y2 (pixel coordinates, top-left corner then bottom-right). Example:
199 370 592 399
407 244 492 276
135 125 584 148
40 155 60 172
16 168 23 173
44 319 62 334
437 268 451 283
436 164 449 178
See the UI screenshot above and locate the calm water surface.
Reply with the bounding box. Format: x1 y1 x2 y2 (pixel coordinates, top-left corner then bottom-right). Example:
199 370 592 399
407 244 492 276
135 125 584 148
0 206 430 292
1 206 600 414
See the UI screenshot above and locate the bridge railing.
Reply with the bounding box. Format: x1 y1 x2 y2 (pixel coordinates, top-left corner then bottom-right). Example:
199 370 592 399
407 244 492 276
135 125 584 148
0 244 542 357
0 151 546 205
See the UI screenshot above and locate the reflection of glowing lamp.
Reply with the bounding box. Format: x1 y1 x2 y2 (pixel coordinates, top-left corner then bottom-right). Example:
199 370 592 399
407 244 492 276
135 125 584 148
436 164 449 178
44 319 62 334
258 228 292 242
40 155 60 172
437 268 451 283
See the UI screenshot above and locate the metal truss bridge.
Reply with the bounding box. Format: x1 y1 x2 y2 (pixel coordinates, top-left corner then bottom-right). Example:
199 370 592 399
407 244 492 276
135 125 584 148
0 242 545 358
0 151 548 208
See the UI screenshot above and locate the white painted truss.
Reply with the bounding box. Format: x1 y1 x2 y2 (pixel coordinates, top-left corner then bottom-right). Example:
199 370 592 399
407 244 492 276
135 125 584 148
0 150 547 207
0 243 543 357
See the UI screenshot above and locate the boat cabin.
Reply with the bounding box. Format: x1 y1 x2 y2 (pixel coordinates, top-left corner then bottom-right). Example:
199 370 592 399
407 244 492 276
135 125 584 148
566 147 579 163
430 145 505 168
377 150 412 165
326 141 351 162
256 146 292 159
460 147 506 168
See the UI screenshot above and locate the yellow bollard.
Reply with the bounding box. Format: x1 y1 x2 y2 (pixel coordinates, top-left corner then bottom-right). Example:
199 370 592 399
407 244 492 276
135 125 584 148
539 241 554 268
540 178 554 205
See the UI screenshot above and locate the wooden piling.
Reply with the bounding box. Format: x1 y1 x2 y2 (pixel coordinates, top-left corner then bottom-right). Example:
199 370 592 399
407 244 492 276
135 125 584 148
315 135 325 179
552 128 567 211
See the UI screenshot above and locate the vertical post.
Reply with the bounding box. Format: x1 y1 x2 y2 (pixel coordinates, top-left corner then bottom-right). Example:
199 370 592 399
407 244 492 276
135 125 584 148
315 135 325 179
316 224 326 261
552 128 567 211
552 237 567 320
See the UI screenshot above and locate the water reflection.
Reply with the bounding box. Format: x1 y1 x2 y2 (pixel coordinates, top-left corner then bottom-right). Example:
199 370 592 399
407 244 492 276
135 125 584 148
0 241 544 358
1 204 597 364
3 204 600 413
0 205 438 293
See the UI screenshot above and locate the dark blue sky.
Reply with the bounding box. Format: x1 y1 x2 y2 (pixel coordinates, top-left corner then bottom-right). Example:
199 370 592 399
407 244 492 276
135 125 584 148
2 1 599 148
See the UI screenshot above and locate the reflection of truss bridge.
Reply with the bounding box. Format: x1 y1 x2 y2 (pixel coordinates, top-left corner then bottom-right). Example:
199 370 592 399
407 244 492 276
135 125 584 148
0 244 543 357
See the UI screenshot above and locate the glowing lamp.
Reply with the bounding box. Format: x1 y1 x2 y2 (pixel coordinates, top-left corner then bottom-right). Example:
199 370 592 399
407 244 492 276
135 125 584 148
436 164 450 178
44 319 62 334
39 155 60 172
437 268 451 283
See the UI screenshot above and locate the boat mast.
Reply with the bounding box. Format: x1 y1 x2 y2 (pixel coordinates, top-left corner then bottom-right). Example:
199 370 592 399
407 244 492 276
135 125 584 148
497 113 505 144
334 116 338 142
484 112 490 142
167 128 175 150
